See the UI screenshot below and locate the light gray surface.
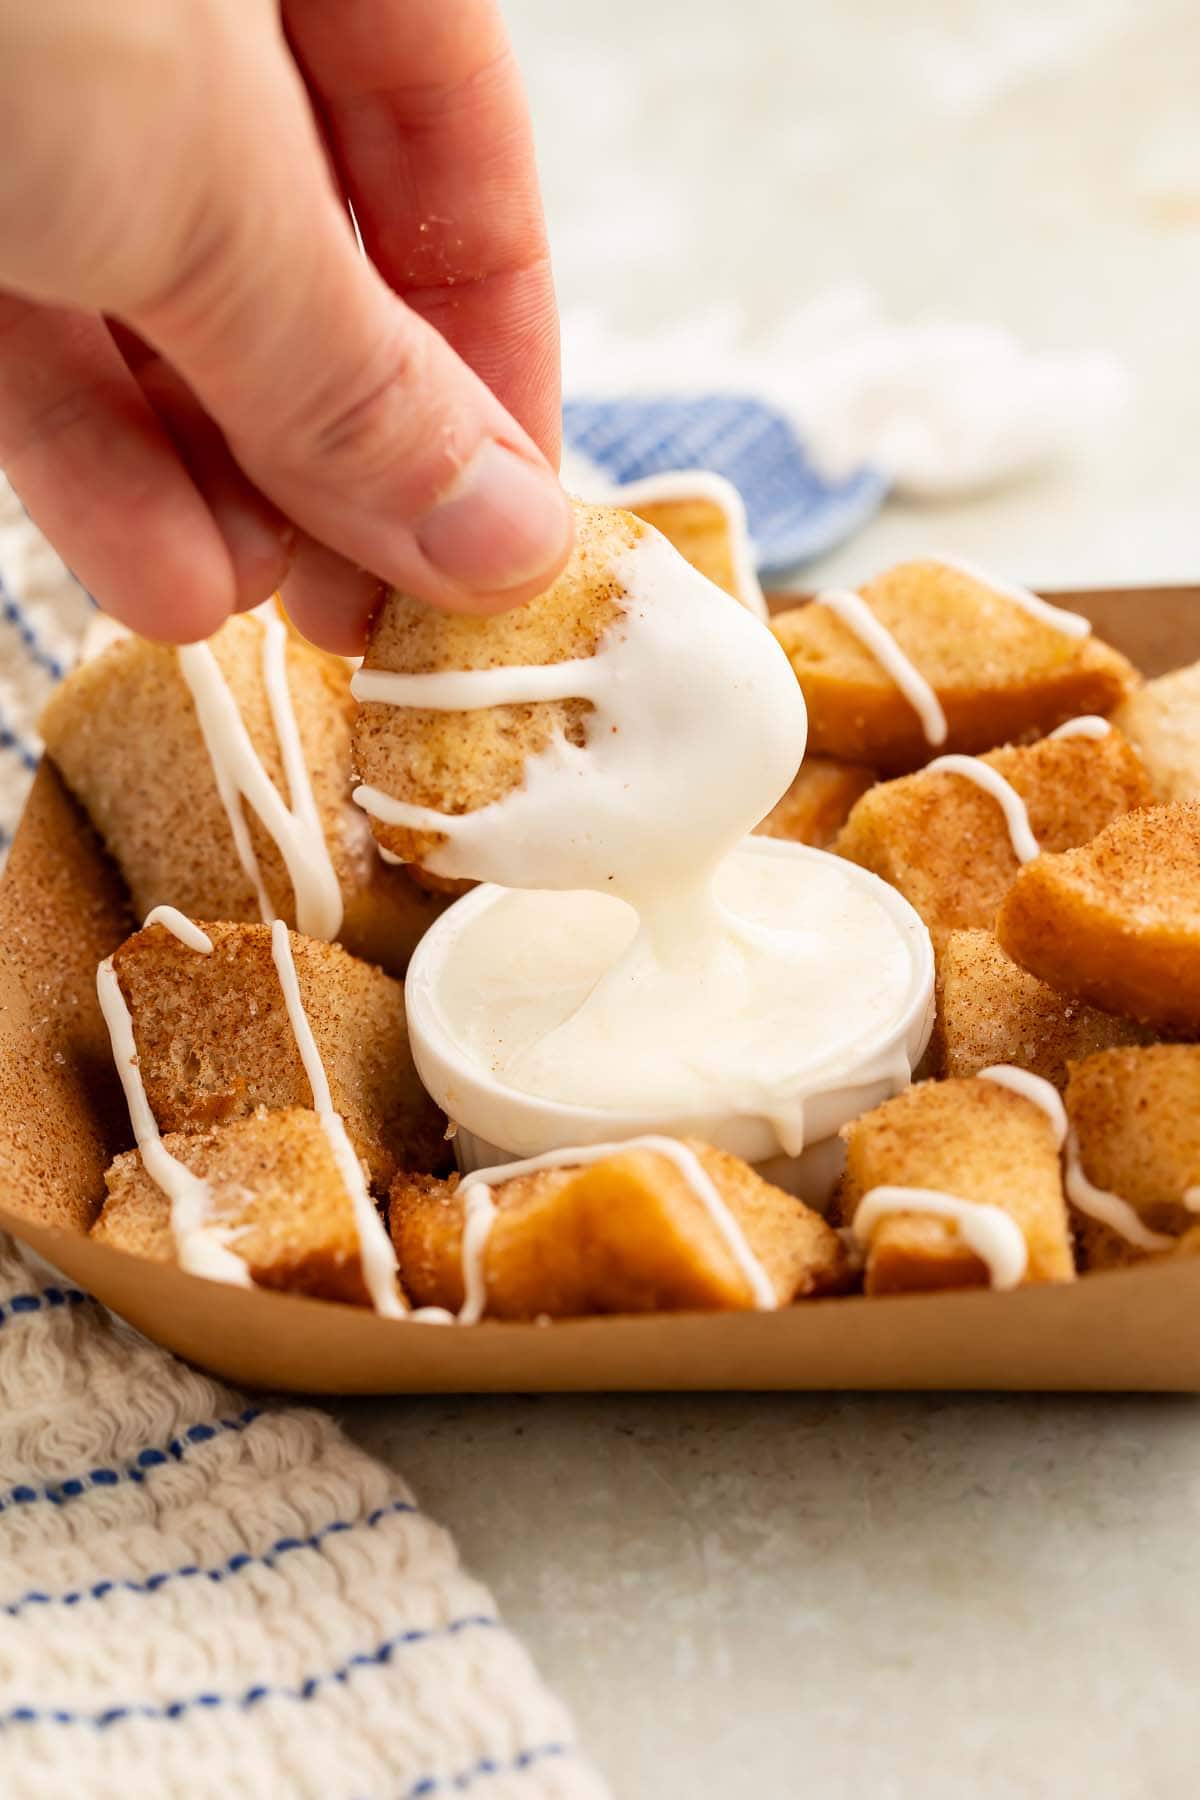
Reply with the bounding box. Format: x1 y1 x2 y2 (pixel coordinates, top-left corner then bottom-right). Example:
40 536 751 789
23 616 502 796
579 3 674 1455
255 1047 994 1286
335 3 1200 1795
340 1391 1200 1799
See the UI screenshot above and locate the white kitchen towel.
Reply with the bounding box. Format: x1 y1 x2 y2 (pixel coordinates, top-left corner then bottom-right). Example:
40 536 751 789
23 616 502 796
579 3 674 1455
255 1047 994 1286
0 1238 606 1800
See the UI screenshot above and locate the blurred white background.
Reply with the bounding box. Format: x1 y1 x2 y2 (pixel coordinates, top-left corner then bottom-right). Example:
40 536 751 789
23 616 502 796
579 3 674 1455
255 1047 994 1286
507 0 1200 585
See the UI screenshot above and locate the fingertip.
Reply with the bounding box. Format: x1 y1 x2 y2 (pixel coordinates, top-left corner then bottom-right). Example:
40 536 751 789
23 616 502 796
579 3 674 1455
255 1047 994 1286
280 534 383 655
110 559 236 646
227 514 297 614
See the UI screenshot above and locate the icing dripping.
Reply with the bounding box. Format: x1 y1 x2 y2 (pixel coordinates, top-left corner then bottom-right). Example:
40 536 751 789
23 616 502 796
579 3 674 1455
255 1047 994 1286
352 526 806 918
976 1065 1068 1145
453 1136 778 1322
178 611 342 939
816 587 948 746
924 754 1040 864
1064 1129 1178 1253
853 1185 1028 1290
95 957 250 1287
1049 715 1111 741
613 468 767 619
268 921 405 1318
142 907 214 955
931 553 1092 639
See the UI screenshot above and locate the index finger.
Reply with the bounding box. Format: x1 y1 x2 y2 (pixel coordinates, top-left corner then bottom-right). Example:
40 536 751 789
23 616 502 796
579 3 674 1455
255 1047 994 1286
284 0 561 463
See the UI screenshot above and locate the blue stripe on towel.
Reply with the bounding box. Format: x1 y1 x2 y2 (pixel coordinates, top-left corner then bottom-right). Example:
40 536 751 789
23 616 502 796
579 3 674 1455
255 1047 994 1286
4 1495 419 1615
0 1407 262 1513
0 569 67 681
0 1614 502 1728
0 720 38 775
563 393 887 573
0 1286 89 1328
399 1742 572 1798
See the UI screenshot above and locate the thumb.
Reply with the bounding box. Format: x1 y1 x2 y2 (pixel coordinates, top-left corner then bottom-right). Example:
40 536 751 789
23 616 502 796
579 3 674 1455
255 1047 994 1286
130 46 572 616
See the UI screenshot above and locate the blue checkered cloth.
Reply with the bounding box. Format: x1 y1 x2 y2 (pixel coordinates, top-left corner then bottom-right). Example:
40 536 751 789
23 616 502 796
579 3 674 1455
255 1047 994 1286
563 394 886 576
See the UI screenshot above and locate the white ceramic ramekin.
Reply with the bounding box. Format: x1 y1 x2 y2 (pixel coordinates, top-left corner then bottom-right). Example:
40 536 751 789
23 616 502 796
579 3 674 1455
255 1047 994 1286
404 838 935 1208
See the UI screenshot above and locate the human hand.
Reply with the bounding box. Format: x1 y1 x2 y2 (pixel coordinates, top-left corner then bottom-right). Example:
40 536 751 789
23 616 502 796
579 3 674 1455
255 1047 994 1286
0 0 572 651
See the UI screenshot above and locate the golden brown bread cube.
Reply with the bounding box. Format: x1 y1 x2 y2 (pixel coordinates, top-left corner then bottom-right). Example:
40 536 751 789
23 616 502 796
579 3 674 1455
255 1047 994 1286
754 756 876 848
1111 660 1200 803
833 729 1151 951
352 500 634 866
1065 1047 1200 1271
622 485 760 612
935 929 1151 1087
839 1077 1074 1294
111 920 445 1187
996 801 1200 1032
39 613 447 974
771 560 1137 772
93 1108 382 1305
389 1140 849 1319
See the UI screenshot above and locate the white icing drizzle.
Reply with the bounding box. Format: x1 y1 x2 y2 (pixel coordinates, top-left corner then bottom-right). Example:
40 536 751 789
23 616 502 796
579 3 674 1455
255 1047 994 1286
352 526 926 1179
815 587 948 746
454 1136 778 1321
1049 714 1111 741
931 553 1092 639
976 1065 1068 1146
1063 1129 1176 1253
924 754 1040 864
142 907 214 955
98 911 406 1312
457 1185 499 1326
178 612 343 940
853 1185 1028 1291
95 957 250 1287
352 656 598 711
352 527 807 913
981 1065 1189 1258
268 921 405 1318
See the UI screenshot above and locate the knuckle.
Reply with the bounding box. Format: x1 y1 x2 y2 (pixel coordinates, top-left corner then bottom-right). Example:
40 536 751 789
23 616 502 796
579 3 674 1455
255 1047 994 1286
288 328 439 483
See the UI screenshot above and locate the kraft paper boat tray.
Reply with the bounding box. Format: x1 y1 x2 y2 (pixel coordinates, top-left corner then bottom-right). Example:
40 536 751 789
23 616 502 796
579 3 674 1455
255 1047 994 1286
2 585 1198 1395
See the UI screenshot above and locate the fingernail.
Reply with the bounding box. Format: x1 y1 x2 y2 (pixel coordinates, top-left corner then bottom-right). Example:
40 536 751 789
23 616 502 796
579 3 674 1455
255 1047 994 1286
416 440 572 593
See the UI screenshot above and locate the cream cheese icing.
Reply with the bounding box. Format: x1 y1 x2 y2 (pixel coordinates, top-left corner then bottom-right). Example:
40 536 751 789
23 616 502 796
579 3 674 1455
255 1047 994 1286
98 909 403 1314
430 842 918 1149
96 953 251 1287
178 610 343 940
452 1136 777 1322
924 754 1041 863
977 1064 1068 1143
354 527 805 917
353 524 930 1164
852 1185 1028 1290
930 553 1092 639
612 469 767 618
816 587 948 745
808 556 1093 750
849 1066 1065 1291
268 921 404 1317
1063 1129 1177 1253
1049 714 1111 740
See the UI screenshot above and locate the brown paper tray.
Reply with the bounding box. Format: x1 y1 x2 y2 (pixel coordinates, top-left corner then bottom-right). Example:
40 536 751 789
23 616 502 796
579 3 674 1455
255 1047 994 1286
1 584 1197 1394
